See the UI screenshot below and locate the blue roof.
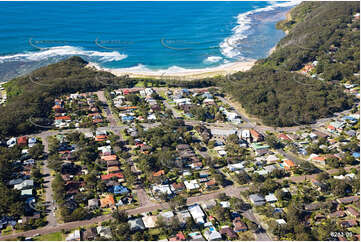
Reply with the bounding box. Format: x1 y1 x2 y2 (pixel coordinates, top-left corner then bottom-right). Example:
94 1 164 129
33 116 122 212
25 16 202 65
113 185 129 194
352 152 360 158
342 116 357 121
122 116 134 121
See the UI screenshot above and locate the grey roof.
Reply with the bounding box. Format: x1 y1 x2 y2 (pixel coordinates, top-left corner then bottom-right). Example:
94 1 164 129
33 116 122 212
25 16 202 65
249 194 265 205
128 218 145 231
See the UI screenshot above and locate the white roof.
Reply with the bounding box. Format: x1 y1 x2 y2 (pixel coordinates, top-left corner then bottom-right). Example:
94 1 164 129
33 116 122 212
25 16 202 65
211 128 237 137
159 211 174 219
188 204 205 220
228 163 244 170
255 170 268 176
276 219 287 225
266 155 279 162
184 180 200 190
220 201 230 208
241 129 250 138
265 193 278 202
142 216 157 228
218 150 227 156
65 229 80 241
152 184 173 195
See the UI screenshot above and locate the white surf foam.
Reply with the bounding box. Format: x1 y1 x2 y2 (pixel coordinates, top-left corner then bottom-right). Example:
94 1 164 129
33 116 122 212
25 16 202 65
203 56 223 64
0 45 127 63
220 0 301 59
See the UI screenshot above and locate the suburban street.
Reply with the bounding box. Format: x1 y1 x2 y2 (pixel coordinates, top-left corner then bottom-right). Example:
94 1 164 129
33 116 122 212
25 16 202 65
0 89 358 241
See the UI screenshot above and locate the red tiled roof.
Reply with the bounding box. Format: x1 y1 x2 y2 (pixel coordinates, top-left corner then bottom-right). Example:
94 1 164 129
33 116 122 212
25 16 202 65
55 116 71 120
101 173 124 180
100 195 115 208
278 133 291 141
95 135 107 141
17 136 28 145
101 155 117 161
153 170 165 177
284 159 296 167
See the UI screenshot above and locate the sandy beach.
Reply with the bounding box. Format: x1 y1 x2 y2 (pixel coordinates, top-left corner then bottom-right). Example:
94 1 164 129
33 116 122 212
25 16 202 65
86 60 256 80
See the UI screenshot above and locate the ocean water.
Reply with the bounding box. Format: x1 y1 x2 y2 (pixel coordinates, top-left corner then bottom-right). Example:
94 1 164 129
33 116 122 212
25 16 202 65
0 1 298 81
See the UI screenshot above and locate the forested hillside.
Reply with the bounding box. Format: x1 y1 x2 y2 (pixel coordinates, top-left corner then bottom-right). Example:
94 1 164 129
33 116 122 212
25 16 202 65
223 1 359 126
0 57 134 137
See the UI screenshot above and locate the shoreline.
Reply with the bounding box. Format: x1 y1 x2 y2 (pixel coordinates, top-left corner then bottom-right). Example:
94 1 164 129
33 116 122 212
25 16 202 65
86 60 256 80
85 5 297 81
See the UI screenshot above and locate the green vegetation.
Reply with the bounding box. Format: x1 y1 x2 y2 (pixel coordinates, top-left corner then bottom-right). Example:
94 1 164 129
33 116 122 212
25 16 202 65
33 231 66 241
223 1 359 126
0 56 134 137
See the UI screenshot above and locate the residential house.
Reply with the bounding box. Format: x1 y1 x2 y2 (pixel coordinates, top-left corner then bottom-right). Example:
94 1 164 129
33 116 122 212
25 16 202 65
184 180 200 191
201 200 217 210
152 184 173 196
228 163 244 171
65 229 81 241
203 227 222 241
220 226 238 240
171 182 185 193
176 210 192 227
328 210 346 219
101 173 124 181
210 128 238 139
339 220 358 228
265 193 278 203
169 232 186 241
346 207 360 218
233 217 248 232
250 143 270 156
205 179 216 189
128 218 146 231
17 136 28 146
159 211 175 225
249 194 265 206
96 226 112 239
142 215 158 229
100 195 115 208
250 129 263 142
14 180 34 190
88 198 99 209
188 204 205 224
82 227 97 241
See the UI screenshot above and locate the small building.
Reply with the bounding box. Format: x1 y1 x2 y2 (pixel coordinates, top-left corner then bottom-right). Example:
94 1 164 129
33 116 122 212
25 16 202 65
184 180 200 191
96 226 112 239
220 226 238 240
249 194 265 206
346 207 360 218
336 196 359 204
17 136 28 146
88 198 99 209
81 227 97 241
227 163 244 171
142 215 158 228
203 227 222 241
128 218 146 231
265 193 278 203
100 195 115 208
276 219 287 225
201 200 217 210
188 204 205 224
65 229 81 241
176 210 192 227
233 217 248 232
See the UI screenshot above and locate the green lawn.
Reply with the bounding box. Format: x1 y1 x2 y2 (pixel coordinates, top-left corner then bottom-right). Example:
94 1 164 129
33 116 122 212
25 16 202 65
348 226 360 234
2 226 14 235
33 232 65 241
149 228 161 236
